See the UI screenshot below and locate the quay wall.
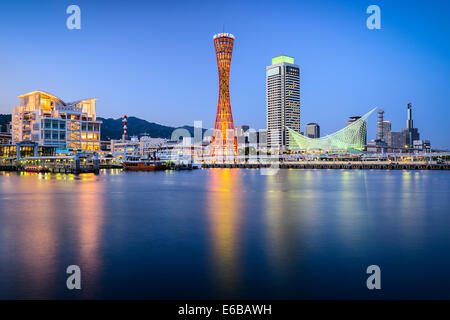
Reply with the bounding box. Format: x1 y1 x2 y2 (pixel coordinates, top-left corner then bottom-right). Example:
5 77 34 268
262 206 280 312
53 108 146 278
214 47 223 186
203 162 450 170
0 165 17 171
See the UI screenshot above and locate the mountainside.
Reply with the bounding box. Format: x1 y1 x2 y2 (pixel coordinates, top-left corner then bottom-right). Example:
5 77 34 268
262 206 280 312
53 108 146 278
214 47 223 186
97 116 204 140
0 114 11 132
0 114 204 140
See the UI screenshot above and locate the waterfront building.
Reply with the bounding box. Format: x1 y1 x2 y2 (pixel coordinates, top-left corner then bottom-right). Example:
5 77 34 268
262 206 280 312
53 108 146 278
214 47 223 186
0 142 55 159
236 125 250 145
100 140 111 152
140 136 168 155
155 137 203 163
235 125 266 159
390 131 407 150
368 108 389 153
382 121 392 145
11 91 101 151
305 123 320 138
110 135 174 159
0 133 12 144
257 129 267 145
376 109 384 141
0 142 100 173
373 108 391 147
288 108 374 152
210 33 238 158
236 125 250 134
256 129 267 153
239 129 268 153
367 139 388 153
110 137 140 160
388 103 421 151
413 140 431 152
182 137 194 146
266 55 300 151
401 103 420 148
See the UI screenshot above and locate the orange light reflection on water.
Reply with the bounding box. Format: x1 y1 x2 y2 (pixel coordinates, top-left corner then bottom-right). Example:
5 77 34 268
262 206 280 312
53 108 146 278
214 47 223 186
75 173 105 295
206 169 243 297
0 172 105 297
4 173 58 298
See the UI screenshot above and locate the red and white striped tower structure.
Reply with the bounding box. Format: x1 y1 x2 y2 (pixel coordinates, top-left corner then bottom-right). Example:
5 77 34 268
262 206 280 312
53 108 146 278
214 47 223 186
210 32 237 161
122 115 128 141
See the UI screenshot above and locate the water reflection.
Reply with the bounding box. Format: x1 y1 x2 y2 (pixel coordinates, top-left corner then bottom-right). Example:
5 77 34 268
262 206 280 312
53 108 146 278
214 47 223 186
0 169 449 299
75 173 105 297
264 173 290 277
336 171 367 252
0 172 106 298
399 170 425 249
0 173 58 298
206 169 243 297
263 171 324 289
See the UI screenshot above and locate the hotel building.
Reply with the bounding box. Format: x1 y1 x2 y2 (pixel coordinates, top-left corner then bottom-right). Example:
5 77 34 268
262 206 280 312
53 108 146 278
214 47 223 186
11 91 101 151
266 55 300 150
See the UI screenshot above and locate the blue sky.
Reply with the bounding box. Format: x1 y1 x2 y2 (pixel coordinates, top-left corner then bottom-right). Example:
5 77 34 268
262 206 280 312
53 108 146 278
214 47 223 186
0 0 449 148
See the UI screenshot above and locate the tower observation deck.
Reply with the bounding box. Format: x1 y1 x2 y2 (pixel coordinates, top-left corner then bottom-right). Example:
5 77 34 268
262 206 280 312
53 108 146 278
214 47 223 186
210 33 237 160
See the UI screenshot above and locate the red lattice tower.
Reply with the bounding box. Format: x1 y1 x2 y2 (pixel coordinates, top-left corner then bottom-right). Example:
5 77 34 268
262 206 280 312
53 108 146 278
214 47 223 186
211 33 237 159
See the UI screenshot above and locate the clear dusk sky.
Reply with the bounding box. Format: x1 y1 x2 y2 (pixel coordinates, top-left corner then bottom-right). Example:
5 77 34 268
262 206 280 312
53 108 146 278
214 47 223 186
0 0 449 148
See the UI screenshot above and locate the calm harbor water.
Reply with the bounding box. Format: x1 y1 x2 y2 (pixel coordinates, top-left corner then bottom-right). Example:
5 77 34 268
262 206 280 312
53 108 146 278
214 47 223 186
0 169 449 299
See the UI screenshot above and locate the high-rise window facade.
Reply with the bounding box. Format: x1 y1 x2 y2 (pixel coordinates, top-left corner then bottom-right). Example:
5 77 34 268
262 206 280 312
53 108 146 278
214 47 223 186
266 55 300 150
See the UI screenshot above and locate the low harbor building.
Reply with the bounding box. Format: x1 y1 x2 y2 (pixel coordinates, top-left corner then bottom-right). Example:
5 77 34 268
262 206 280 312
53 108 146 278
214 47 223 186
0 133 12 144
413 140 431 152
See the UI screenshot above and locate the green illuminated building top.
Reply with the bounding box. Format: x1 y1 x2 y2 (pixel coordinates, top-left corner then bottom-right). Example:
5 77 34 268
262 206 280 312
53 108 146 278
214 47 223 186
272 55 295 65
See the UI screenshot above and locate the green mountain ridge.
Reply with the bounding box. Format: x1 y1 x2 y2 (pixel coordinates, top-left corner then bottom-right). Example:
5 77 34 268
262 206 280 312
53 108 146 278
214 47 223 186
0 114 11 133
0 114 204 140
98 116 204 140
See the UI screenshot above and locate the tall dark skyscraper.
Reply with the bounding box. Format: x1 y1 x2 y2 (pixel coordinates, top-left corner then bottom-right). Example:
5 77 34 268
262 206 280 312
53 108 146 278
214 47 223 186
407 102 413 129
402 102 420 147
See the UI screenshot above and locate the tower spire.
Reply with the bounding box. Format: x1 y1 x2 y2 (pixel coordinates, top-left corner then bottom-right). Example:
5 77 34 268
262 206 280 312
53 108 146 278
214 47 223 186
211 32 237 161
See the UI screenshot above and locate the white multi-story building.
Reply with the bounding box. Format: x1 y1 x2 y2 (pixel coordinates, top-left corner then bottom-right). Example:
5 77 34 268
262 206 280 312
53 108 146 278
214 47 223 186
110 137 140 159
266 55 300 151
140 136 168 155
11 91 101 151
110 136 171 159
413 140 431 152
